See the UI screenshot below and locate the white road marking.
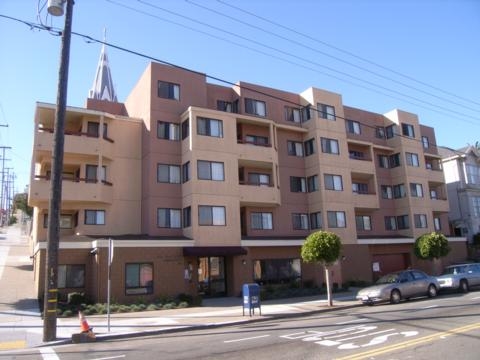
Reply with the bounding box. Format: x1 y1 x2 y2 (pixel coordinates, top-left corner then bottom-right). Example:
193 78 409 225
91 356 126 360
471 296 480 300
420 305 439 309
224 335 270 343
40 347 60 360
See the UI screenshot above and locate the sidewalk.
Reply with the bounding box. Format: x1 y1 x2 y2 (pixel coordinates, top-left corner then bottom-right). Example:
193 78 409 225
0 224 361 350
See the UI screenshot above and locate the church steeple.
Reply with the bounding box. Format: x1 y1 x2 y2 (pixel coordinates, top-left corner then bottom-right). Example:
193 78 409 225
88 29 117 102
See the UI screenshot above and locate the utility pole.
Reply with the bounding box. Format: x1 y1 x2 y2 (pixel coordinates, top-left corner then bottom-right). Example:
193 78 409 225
43 0 74 342
0 146 11 226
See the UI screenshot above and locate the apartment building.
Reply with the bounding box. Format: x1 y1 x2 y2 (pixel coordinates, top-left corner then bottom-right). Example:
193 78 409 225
29 58 467 304
440 145 480 243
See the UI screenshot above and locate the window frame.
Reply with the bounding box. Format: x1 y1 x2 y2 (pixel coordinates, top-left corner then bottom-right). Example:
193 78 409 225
158 80 180 100
307 175 319 192
414 214 428 228
157 208 182 228
346 120 361 134
317 103 336 120
84 210 105 225
327 211 346 228
292 213 309 230
290 176 307 193
401 123 415 138
406 152 420 167
321 137 340 154
157 164 181 184
197 160 225 181
287 140 304 157
245 98 266 117
58 264 85 289
356 215 372 231
197 117 224 138
324 174 343 191
251 212 273 230
125 263 153 295
198 205 226 226
157 121 180 140
310 212 322 229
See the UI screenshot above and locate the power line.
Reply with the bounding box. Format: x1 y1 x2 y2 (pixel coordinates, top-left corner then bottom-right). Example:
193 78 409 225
216 0 480 109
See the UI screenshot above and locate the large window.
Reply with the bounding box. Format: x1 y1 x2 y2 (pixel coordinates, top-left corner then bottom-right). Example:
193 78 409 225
307 175 319 192
321 137 339 154
285 106 302 123
86 164 106 183
381 185 393 199
310 212 322 229
327 211 346 228
43 214 74 229
393 184 406 198
157 164 180 184
406 152 420 167
157 121 180 140
290 176 307 193
158 81 180 100
402 123 415 138
251 212 273 230
466 164 480 185
287 141 304 157
245 98 266 117
317 103 335 120
346 120 361 134
198 160 224 181
356 215 372 231
253 258 301 285
125 263 153 295
397 215 410 229
199 206 226 226
410 183 424 197
292 213 309 230
85 210 105 225
58 264 85 288
385 216 397 230
324 174 343 191
197 117 223 138
414 214 428 228
157 208 181 228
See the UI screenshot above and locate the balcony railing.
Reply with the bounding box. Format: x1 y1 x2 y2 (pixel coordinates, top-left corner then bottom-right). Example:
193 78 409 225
39 127 114 143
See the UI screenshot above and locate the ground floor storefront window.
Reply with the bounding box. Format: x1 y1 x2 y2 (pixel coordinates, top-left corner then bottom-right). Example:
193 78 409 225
58 264 85 288
125 263 153 295
197 256 226 297
253 258 301 285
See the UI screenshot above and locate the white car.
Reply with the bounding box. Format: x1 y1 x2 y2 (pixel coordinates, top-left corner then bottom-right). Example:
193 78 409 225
436 263 480 293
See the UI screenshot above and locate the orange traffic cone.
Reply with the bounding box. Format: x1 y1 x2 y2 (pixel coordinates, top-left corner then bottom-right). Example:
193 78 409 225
78 311 93 334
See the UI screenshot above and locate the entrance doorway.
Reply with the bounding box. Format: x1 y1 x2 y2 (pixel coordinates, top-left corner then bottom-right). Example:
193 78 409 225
197 256 226 297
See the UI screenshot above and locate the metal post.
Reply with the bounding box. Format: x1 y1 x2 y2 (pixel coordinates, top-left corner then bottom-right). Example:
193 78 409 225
107 238 112 332
43 0 74 342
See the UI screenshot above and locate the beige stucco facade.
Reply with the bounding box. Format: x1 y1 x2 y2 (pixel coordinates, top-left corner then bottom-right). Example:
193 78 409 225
29 62 467 304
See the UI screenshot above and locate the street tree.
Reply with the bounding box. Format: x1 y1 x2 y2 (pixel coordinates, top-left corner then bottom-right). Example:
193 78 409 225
414 232 451 274
301 230 342 306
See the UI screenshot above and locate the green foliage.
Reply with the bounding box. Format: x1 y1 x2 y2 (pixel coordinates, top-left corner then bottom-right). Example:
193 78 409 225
13 193 33 217
414 232 451 260
8 216 17 225
301 230 342 266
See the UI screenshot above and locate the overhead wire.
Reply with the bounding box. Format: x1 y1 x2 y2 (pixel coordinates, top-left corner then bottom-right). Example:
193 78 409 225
0 13 468 149
216 0 480 109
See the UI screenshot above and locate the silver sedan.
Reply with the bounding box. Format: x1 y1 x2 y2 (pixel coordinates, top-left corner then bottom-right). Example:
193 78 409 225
356 269 439 305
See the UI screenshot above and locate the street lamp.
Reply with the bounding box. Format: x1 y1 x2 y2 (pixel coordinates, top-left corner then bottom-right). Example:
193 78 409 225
43 0 74 342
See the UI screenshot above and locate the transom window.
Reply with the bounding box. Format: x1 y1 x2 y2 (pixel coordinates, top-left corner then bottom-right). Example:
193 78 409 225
199 206 226 226
197 160 224 181
317 103 335 120
197 117 223 138
245 98 266 117
251 212 273 230
158 81 180 100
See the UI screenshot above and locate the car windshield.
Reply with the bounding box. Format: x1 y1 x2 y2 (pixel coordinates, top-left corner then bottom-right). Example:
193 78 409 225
376 273 399 284
442 266 466 275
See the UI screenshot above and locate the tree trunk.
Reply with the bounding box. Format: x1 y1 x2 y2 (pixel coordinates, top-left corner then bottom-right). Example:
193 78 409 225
325 266 333 306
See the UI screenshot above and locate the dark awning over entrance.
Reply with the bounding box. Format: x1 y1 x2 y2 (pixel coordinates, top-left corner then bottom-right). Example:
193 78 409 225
183 246 247 257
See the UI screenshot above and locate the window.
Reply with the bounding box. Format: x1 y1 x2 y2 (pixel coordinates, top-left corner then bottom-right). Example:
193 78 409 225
385 216 397 230
290 176 307 192
157 121 179 140
422 136 429 149
393 184 406 198
397 215 409 229
406 152 420 167
157 164 180 184
466 164 480 185
472 196 480 217
245 134 268 146
352 182 368 194
86 164 106 183
285 106 302 123
217 100 238 113
58 265 85 288
356 215 372 231
310 212 322 229
251 212 273 230
321 138 339 154
287 141 304 157
327 211 346 228
43 214 74 229
183 206 191 228
248 173 271 186
245 98 266 117
410 183 424 197
381 185 393 199
87 121 99 137
304 138 315 156
317 103 335 120
181 118 189 140
401 123 415 137
199 206 226 226
378 155 390 168
157 208 181 228
376 127 386 139
197 160 224 181
253 258 301 285
292 213 309 230
346 120 361 134
389 153 401 168
182 161 190 183
301 105 312 122
430 189 438 199
414 214 428 228
386 125 395 139
158 81 180 100
197 117 223 138
349 150 364 159
85 210 105 225
125 263 153 295
324 174 343 191
434 217 441 231
307 175 319 192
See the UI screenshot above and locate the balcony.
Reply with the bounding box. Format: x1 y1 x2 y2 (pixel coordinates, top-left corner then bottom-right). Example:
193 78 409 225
430 198 449 212
239 182 280 206
35 128 114 159
237 141 276 163
352 192 379 210
29 176 113 206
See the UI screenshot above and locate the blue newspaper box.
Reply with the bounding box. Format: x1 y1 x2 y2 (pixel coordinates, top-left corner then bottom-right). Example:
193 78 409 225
242 283 261 316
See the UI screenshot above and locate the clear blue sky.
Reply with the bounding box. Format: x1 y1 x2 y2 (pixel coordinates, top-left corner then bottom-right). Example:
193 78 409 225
0 0 479 194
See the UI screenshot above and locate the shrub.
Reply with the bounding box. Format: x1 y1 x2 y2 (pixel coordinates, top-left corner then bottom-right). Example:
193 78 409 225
162 302 175 310
67 292 86 306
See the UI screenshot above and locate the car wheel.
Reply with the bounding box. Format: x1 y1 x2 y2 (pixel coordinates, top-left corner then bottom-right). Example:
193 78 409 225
459 279 469 293
390 289 401 304
427 284 437 298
